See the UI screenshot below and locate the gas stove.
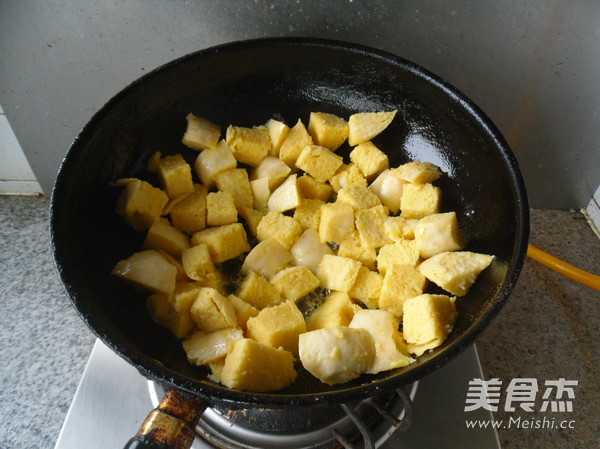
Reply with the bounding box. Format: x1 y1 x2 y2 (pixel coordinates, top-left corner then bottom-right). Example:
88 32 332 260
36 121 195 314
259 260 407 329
54 340 499 449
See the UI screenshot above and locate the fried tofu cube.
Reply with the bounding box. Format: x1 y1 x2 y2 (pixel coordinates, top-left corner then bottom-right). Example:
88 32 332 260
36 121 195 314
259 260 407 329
414 212 465 259
336 185 381 210
403 294 457 356
349 309 413 373
295 145 344 182
220 338 297 392
237 270 282 309
183 327 244 365
147 283 200 338
256 211 303 250
206 191 238 226
349 141 389 180
329 164 367 193
246 300 307 354
383 216 419 241
319 201 354 243
306 291 360 331
182 113 221 151
213 168 254 211
238 206 265 237
181 243 216 281
267 173 301 212
299 326 374 385
395 161 442 184
251 155 291 190
348 110 397 146
265 119 291 157
293 198 324 230
227 294 259 330
296 174 333 202
194 140 237 188
400 183 441 219
158 250 188 281
348 266 382 309
270 266 320 300
337 231 377 271
307 112 349 151
316 254 362 292
369 169 406 214
115 178 169 231
146 151 162 173
225 125 271 166
379 264 428 318
157 154 195 199
169 185 207 234
417 251 494 296
142 220 191 258
278 119 313 167
290 228 333 273
250 177 270 210
191 223 250 264
242 239 293 279
377 239 421 274
190 287 238 332
355 205 392 249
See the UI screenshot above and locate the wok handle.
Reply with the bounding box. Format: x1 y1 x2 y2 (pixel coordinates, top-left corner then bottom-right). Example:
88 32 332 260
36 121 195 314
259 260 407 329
123 389 207 449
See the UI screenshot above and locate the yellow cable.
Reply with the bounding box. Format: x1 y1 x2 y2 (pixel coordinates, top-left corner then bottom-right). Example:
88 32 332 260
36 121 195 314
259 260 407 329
527 243 600 291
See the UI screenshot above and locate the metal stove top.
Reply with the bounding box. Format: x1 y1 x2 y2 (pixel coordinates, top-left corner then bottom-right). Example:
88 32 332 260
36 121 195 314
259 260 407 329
54 340 499 449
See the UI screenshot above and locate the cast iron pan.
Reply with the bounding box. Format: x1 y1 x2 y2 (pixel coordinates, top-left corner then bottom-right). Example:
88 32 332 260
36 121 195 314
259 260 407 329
50 37 529 448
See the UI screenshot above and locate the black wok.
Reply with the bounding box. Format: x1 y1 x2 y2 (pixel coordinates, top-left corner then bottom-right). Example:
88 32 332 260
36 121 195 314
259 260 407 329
50 37 529 448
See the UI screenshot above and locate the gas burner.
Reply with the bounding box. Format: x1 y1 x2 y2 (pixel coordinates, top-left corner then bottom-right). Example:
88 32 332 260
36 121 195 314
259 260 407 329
148 381 418 449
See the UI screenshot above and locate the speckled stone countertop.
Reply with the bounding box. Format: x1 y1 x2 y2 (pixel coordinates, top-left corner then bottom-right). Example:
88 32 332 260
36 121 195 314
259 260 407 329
0 196 598 449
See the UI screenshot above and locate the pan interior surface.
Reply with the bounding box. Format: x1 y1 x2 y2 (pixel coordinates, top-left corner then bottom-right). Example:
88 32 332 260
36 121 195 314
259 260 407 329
51 38 528 407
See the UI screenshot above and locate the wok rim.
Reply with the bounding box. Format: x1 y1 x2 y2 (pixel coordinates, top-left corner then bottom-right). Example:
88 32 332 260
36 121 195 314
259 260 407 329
50 36 530 407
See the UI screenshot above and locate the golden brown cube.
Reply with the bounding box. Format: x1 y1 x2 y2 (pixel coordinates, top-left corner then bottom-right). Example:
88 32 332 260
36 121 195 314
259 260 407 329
296 174 333 202
237 270 282 309
316 254 363 292
213 168 254 211
227 294 259 330
295 145 344 182
190 287 238 332
270 266 320 300
142 220 191 258
349 141 389 180
306 291 360 331
293 198 324 230
246 300 307 354
256 211 303 250
181 113 221 151
169 185 207 234
157 154 195 199
220 338 297 392
206 191 238 226
379 264 428 318
348 266 382 309
376 239 421 274
115 179 168 231
191 223 250 264
329 164 367 192
355 205 392 249
181 243 216 281
225 125 271 166
336 185 381 210
278 119 313 167
400 183 441 219
395 161 442 184
337 231 377 271
307 112 349 151
403 294 457 356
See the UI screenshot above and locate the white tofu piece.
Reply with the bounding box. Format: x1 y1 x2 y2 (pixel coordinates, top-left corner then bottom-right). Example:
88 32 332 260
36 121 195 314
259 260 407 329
369 169 406 214
414 212 465 259
290 228 333 273
319 201 354 244
299 326 375 385
349 309 414 373
251 155 292 190
194 140 237 188
242 239 293 279
348 110 397 146
267 173 301 213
